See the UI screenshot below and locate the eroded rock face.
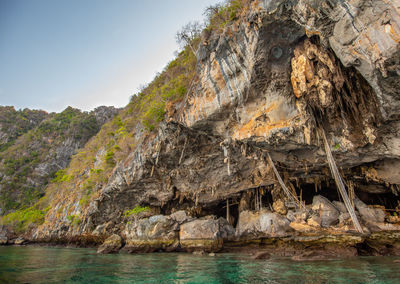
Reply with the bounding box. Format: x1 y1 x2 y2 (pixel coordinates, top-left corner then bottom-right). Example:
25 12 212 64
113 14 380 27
236 210 292 238
355 198 386 224
179 217 234 252
121 215 179 253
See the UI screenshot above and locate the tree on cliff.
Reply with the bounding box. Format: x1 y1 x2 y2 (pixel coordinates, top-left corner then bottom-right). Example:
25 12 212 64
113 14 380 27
175 21 203 57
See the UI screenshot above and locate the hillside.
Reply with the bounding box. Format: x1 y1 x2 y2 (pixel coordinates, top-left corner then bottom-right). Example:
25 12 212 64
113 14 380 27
0 106 119 216
2 0 400 257
0 106 49 152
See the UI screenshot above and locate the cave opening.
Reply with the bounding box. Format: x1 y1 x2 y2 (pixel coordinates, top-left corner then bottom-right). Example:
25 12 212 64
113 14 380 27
292 178 400 214
294 181 342 205
357 190 400 213
201 199 240 227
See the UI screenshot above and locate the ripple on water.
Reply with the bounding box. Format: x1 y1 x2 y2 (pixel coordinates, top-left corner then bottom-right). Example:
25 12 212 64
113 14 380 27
1 246 400 283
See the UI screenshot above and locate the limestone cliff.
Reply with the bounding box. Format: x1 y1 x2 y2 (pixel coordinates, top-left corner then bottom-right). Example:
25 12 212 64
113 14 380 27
4 0 400 256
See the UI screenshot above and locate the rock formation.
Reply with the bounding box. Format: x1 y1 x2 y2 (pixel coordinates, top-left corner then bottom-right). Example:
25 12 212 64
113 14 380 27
2 0 400 257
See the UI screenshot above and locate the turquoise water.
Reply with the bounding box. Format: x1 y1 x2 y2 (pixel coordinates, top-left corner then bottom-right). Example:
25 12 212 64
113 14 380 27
1 247 400 283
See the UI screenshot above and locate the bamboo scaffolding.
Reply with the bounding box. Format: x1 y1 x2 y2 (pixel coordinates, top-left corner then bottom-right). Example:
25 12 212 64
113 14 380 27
321 129 363 233
267 153 304 209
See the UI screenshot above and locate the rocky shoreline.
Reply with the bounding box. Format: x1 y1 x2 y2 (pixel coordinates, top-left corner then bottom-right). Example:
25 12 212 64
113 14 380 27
3 195 400 259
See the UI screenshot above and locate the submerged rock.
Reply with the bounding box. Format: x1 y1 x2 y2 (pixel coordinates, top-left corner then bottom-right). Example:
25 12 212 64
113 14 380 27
252 251 271 260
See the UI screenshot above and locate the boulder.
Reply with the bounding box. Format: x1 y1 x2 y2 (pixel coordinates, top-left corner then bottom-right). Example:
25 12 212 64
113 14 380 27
179 217 234 252
354 198 385 224
170 210 192 224
286 209 308 223
386 215 400 224
339 213 351 226
332 201 347 213
121 215 179 253
272 199 287 215
311 196 340 227
307 215 321 227
290 222 315 233
0 236 7 245
236 210 292 238
97 234 123 254
218 217 236 241
14 237 25 245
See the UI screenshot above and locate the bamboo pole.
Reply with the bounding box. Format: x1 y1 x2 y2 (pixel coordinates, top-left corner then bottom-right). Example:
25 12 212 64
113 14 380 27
179 137 188 165
267 153 304 209
226 199 230 224
321 129 363 233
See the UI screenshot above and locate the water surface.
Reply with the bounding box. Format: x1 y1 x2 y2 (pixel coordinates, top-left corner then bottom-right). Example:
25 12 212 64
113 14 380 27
1 246 400 283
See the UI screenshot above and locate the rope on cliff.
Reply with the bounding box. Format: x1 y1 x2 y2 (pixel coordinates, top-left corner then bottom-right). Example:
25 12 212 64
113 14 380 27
321 129 363 233
150 142 162 177
267 153 304 209
179 137 188 165
226 199 230 224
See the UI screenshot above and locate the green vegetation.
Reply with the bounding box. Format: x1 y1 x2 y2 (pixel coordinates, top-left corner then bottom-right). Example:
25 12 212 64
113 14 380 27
0 106 48 152
67 214 81 228
0 107 106 213
104 149 116 166
204 0 250 32
52 169 73 183
1 206 50 233
136 47 196 131
123 206 150 222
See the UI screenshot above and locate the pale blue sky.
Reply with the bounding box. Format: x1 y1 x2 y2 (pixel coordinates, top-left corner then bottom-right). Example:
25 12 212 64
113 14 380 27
0 0 220 112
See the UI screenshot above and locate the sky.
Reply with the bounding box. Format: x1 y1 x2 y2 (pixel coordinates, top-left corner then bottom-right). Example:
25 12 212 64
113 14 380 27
0 0 220 112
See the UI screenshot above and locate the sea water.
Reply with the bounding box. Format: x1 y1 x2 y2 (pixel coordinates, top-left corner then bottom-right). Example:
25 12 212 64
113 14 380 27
1 246 400 283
